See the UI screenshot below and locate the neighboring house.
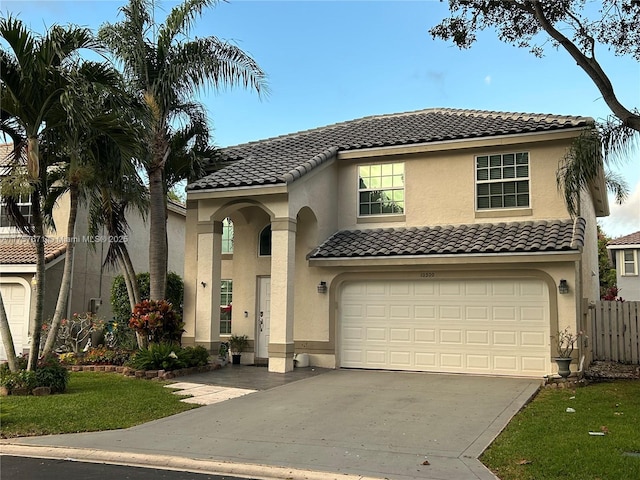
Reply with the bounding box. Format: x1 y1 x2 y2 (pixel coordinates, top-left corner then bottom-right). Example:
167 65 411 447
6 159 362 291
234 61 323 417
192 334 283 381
607 231 640 301
0 143 186 359
183 108 607 376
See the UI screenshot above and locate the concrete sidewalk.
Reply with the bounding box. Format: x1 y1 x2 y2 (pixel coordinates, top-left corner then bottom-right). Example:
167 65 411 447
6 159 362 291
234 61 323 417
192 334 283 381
2 369 541 480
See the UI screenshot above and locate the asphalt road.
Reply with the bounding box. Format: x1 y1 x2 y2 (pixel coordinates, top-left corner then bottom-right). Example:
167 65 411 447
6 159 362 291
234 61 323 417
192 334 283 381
1 456 257 480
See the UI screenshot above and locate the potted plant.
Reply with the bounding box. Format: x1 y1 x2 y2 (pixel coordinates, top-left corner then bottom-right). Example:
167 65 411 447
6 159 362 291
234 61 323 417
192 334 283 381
228 334 249 365
554 326 582 378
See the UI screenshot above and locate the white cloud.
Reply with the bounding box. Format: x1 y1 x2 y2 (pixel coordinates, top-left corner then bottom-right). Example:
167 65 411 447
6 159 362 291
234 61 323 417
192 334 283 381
484 75 492 85
599 178 640 238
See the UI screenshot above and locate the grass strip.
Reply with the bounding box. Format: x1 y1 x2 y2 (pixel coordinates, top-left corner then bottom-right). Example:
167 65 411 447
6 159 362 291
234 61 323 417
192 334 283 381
481 380 640 480
0 372 198 438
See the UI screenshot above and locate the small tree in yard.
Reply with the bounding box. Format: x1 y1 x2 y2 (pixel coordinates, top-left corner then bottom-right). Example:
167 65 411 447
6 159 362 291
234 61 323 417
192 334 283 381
128 300 184 348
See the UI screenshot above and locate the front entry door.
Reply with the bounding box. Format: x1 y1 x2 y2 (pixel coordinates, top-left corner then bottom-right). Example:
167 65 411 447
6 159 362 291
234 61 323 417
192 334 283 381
256 277 271 360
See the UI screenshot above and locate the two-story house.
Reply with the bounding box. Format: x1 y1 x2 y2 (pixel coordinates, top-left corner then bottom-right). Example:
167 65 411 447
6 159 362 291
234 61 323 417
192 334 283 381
183 108 607 377
0 143 186 359
607 231 640 301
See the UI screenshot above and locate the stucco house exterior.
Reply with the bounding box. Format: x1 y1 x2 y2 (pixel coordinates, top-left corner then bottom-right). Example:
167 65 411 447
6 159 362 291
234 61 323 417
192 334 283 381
0 143 186 359
183 108 607 376
607 231 640 301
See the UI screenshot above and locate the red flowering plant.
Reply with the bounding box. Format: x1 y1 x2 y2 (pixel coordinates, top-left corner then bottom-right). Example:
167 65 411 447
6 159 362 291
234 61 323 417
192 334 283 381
129 299 184 346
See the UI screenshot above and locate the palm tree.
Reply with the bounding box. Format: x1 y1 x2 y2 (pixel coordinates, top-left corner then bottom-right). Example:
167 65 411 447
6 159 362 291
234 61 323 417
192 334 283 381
99 0 267 301
557 121 636 218
1 16 139 368
1 16 107 370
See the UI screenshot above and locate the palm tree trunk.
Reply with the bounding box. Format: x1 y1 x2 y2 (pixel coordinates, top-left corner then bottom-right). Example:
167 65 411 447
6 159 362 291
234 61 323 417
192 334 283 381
42 183 79 357
148 164 167 301
27 187 46 371
0 291 18 372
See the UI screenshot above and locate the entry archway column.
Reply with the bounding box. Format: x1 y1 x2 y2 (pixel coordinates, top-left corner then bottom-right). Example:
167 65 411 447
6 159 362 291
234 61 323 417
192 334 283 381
268 217 296 372
194 220 222 351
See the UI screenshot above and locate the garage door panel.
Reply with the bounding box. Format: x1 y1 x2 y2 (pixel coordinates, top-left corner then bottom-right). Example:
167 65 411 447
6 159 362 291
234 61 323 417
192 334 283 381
466 330 490 344
390 351 411 366
390 305 411 318
340 278 550 376
390 328 411 342
366 328 387 341
493 331 517 346
467 355 490 369
466 306 489 320
415 329 436 343
415 305 436 318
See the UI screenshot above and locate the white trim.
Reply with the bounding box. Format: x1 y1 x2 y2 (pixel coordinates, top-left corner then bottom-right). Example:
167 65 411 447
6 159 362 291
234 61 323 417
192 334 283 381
608 244 640 250
621 249 638 276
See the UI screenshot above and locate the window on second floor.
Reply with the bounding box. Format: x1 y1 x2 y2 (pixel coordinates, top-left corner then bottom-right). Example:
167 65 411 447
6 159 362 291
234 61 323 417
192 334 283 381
622 249 637 276
222 217 233 254
259 224 272 256
476 152 529 210
358 163 404 216
0 192 33 228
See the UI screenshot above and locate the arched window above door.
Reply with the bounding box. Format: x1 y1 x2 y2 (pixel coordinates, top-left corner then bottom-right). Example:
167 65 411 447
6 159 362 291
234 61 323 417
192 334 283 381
259 224 271 256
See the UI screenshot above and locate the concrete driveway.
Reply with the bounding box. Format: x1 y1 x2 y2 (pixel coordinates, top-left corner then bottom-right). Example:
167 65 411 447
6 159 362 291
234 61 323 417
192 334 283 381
3 370 540 480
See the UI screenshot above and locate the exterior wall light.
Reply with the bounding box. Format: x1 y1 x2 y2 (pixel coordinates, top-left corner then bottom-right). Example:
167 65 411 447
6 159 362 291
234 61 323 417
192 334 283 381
317 281 327 294
558 279 569 294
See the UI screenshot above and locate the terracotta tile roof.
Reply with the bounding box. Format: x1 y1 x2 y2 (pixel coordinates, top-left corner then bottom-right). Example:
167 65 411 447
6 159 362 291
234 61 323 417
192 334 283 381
188 108 591 191
0 237 67 265
607 230 640 246
308 218 585 259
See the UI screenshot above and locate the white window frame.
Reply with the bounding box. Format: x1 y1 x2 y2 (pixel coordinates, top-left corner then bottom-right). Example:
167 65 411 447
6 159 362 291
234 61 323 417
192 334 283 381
220 279 233 334
622 249 638 276
222 217 233 254
475 152 530 210
357 162 405 217
0 191 33 231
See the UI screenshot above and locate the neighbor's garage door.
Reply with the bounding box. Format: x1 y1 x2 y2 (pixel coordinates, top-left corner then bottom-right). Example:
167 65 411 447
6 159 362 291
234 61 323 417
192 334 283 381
340 279 550 376
0 283 29 361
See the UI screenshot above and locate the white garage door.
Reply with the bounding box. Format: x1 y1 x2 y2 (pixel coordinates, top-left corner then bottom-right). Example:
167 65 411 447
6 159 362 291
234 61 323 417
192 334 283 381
340 279 551 376
0 283 29 361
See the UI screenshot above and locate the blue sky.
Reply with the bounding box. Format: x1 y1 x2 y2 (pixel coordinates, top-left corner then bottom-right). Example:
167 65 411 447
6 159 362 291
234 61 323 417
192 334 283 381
3 0 639 237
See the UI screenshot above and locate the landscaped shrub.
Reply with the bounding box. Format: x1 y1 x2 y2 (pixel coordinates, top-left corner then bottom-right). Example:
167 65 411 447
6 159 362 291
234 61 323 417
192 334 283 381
179 346 210 367
35 355 70 393
129 299 184 345
81 347 134 366
128 342 185 370
111 272 184 326
0 368 37 394
1 355 69 394
127 344 210 371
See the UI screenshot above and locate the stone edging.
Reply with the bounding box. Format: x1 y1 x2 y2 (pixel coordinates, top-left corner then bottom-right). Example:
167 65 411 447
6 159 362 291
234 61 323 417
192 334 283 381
68 359 226 381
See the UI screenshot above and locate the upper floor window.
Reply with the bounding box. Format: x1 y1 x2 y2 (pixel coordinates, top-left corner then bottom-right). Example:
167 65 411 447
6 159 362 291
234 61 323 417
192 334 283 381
476 152 529 210
222 217 233 254
259 224 271 256
0 192 32 228
358 163 404 216
622 249 637 276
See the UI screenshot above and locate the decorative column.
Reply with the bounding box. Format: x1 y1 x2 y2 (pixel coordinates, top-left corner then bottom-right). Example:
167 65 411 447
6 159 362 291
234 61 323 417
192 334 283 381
194 220 222 352
268 217 296 372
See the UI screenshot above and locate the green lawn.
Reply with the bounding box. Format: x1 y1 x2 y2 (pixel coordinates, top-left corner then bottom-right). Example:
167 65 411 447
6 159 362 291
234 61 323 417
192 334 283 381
0 372 198 438
481 380 640 480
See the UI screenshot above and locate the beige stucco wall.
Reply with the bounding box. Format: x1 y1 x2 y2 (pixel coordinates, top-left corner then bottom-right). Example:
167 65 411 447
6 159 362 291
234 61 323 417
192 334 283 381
337 135 577 229
46 195 185 322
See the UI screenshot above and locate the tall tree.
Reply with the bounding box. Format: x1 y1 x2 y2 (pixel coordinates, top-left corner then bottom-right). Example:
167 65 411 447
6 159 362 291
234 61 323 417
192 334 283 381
430 0 640 132
99 0 267 301
0 16 111 370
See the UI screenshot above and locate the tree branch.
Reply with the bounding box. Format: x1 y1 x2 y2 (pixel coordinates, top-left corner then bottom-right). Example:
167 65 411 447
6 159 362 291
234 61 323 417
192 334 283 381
529 1 640 131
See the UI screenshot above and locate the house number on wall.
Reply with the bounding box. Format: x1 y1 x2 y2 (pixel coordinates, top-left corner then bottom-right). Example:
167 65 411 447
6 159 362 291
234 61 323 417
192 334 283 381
420 272 435 278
